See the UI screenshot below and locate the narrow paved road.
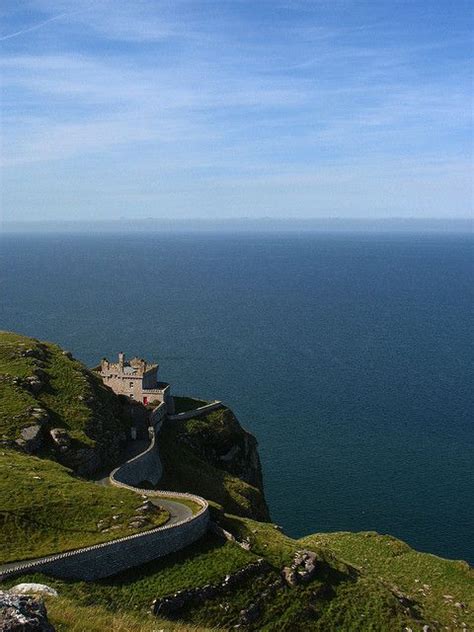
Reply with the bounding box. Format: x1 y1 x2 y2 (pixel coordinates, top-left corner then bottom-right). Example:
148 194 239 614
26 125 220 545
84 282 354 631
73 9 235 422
93 438 193 524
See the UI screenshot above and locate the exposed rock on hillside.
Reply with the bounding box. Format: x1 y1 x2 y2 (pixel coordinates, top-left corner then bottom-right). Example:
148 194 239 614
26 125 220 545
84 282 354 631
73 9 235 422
0 591 55 631
180 407 265 491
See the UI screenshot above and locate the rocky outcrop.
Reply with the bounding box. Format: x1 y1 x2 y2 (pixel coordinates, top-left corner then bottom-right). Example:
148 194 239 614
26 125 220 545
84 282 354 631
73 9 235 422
281 550 319 587
163 406 270 520
0 591 55 631
9 585 58 598
188 407 266 492
49 429 71 452
15 425 43 454
1 334 131 475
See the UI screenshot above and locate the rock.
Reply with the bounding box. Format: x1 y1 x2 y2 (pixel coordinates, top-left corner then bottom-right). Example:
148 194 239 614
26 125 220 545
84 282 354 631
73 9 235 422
49 429 71 452
282 550 319 586
30 410 49 424
16 426 43 454
9 585 58 598
0 590 55 631
219 444 240 462
24 376 44 395
239 602 260 625
96 519 110 531
136 500 155 513
282 567 298 587
61 447 101 476
152 559 270 617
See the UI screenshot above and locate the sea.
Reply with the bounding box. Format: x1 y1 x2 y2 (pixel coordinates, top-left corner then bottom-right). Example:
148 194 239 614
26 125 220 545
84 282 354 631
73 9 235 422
1 231 473 563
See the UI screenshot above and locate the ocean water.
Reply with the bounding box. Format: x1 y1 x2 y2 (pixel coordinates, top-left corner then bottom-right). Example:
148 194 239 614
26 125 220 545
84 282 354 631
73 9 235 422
1 232 473 563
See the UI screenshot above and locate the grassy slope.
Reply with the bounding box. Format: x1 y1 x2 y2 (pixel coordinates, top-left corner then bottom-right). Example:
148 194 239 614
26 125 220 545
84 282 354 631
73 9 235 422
44 597 215 632
7 515 454 632
0 330 127 448
0 331 169 562
302 531 474 631
4 533 256 626
0 449 169 563
158 409 270 521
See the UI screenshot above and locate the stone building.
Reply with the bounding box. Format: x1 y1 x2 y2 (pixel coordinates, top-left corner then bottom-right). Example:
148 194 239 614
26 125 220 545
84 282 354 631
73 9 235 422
97 353 174 412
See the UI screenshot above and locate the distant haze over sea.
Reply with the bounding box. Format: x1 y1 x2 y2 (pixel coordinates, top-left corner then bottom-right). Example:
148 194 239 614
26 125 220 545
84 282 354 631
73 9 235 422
3 217 472 234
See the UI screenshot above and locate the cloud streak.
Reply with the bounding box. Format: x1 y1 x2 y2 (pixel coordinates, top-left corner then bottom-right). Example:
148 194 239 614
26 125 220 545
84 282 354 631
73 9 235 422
1 0 472 219
0 10 76 41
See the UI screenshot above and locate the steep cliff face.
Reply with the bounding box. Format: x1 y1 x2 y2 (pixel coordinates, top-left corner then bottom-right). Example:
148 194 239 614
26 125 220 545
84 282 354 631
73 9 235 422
158 406 270 521
180 407 265 491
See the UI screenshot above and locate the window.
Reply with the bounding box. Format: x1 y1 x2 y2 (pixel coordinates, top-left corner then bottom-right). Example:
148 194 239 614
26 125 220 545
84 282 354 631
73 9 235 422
130 394 134 399
130 381 134 388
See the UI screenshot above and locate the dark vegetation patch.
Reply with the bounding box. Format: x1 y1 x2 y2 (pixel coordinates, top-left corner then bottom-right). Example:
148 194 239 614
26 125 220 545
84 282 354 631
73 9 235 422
172 396 208 414
158 410 269 521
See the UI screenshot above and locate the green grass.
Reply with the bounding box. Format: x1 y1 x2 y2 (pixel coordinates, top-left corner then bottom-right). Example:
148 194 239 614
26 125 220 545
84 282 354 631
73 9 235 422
173 396 208 414
44 596 215 632
0 449 169 563
6 533 257 613
2 331 472 631
0 331 129 448
302 531 474 630
6 519 426 631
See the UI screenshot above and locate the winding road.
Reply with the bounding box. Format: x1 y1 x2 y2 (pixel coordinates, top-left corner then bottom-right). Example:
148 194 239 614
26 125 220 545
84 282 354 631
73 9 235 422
0 427 206 580
93 439 193 525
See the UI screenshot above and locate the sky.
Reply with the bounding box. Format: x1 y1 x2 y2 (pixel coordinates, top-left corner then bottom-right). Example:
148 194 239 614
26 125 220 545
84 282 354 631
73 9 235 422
1 0 473 222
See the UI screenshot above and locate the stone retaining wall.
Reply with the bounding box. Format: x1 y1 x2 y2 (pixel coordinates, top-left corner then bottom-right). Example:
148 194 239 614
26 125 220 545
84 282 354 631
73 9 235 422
0 403 210 582
110 404 165 486
167 400 223 422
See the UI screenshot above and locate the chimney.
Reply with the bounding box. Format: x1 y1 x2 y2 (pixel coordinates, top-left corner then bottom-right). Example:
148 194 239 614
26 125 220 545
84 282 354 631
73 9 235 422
118 352 124 367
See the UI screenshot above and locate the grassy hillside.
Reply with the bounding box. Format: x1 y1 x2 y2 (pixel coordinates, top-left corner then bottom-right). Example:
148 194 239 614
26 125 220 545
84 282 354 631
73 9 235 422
0 331 169 562
0 331 129 470
0 449 169 563
173 396 208 413
42 597 215 632
7 511 472 631
302 531 474 631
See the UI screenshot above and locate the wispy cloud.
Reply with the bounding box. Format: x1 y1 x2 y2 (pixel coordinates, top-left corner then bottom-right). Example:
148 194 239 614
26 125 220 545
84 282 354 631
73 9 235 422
1 0 472 218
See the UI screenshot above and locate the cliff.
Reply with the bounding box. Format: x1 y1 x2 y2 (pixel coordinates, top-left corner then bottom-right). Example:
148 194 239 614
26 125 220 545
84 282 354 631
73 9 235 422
158 405 270 522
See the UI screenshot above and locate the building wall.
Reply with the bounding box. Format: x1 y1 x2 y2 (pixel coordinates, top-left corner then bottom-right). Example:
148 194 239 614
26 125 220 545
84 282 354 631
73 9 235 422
142 369 158 389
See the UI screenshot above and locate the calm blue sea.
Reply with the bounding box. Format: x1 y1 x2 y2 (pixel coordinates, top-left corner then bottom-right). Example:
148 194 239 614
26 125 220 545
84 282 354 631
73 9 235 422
1 232 473 563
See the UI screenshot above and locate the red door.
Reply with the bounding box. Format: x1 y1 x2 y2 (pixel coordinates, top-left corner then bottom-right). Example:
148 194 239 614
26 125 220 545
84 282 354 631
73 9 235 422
143 396 148 405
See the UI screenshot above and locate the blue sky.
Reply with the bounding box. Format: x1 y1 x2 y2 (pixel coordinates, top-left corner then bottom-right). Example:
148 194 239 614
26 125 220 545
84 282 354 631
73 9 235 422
1 0 472 221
